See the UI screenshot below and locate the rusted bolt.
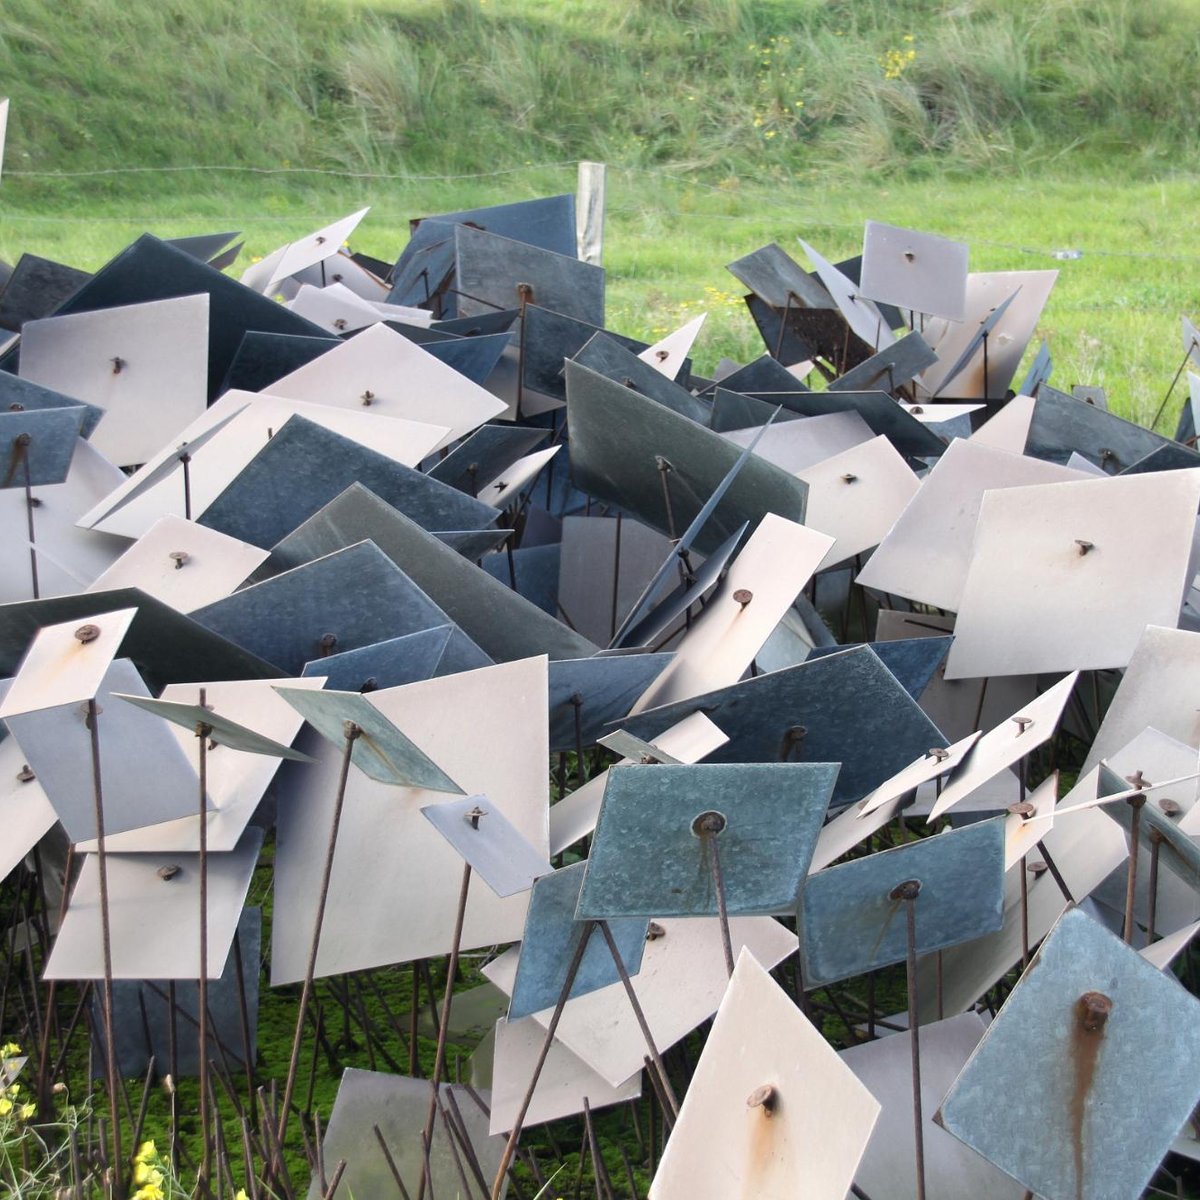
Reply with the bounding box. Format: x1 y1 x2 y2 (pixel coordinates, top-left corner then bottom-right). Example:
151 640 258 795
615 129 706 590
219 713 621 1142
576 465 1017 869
14 432 31 449
466 805 486 829
319 632 338 656
315 235 327 244
1124 770 1148 791
621 377 639 390
646 921 666 941
692 810 727 837
111 356 126 375
903 250 916 263
1008 801 1035 818
779 725 807 760
342 720 362 742
927 747 950 762
1012 716 1034 734
1027 860 1048 876
732 589 753 609
169 550 189 570
516 282 534 305
1099 448 1115 462
157 865 181 882
361 390 375 406
74 624 101 644
841 472 858 483
909 405 924 414
16 764 34 783
655 349 670 362
889 878 922 902
333 318 348 331
746 1083 778 1115
1074 540 1094 556
1077 991 1112 1033
8 402 24 411
27 496 41 508
1159 798 1182 817
359 677 378 694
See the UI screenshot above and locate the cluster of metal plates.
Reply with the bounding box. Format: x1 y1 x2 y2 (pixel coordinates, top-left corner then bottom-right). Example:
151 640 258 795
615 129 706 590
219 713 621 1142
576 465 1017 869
1 197 1199 1200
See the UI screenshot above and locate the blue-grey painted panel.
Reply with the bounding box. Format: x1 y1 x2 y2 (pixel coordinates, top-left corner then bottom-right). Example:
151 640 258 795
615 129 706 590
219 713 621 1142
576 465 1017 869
806 636 952 701
429 424 550 495
0 371 103 437
0 406 88 486
572 333 710 425
481 543 561 616
547 653 674 751
302 626 456 691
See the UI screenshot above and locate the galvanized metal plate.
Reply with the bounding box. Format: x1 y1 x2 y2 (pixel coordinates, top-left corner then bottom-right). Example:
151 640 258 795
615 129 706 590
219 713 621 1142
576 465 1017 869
220 330 337 394
508 861 648 1020
709 385 805 433
0 371 104 438
19 294 209 468
616 646 948 808
856 438 1088 612
639 313 705 379
798 817 1006 989
968 393 1036 454
929 672 1079 820
300 626 455 691
285 281 385 334
421 793 552 897
484 913 797 1088
454 222 604 326
829 330 939 393
0 729 58 884
860 221 969 321
806 636 952 701
547 653 673 751
715 353 812 396
1005 771 1059 869
85 515 268 613
0 252 91 332
936 906 1200 1200
840 1013 1023 1200
857 731 982 819
1026 383 1176 471
726 241 832 310
428 424 550 495
477 445 559 507
572 332 709 425
45 826 262 980
945 471 1200 678
412 193 577 259
565 358 808 556
650 947 880 1200
307 1069 501 1200
268 483 597 662
721 410 875 472
0 404 89 487
192 540 456 674
578 762 837 919
0 606 136 719
799 238 897 352
274 684 462 792
271 656 548 982
247 207 370 293
1103 790 1200 893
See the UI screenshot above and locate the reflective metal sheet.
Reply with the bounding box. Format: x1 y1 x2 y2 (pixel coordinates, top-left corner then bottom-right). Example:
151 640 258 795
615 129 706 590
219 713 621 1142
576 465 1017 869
45 826 262 980
945 472 1200 678
308 1070 501 1200
572 332 710 425
19 294 209 468
639 313 705 379
721 410 875 472
968 393 1036 453
578 762 836 919
547 653 673 751
85 515 269 613
476 445 559 507
799 238 896 352
936 907 1200 1200
428 424 549 495
1026 384 1177 471
285 281 385 334
725 241 832 311
0 405 89 487
1005 771 1058 869
274 684 462 792
857 731 982 819
616 646 949 808
798 818 1006 989
649 947 880 1200
421 793 552 897
301 626 455 691
805 636 952 701
508 861 648 1020
860 221 969 321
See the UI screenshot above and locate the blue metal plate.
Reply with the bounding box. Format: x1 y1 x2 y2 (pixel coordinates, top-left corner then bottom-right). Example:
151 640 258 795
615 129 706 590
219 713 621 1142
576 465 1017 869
798 817 1006 989
508 861 648 1021
220 331 337 394
0 405 88 487
481 543 561 616
572 332 710 425
708 386 806 433
1026 385 1172 471
936 906 1200 1200
805 636 952 701
429 425 549 495
0 253 91 332
1118 440 1200 475
418 329 512 387
712 353 811 397
547 653 674 751
413 193 577 259
614 646 949 807
577 762 838 919
301 626 457 691
0 371 103 438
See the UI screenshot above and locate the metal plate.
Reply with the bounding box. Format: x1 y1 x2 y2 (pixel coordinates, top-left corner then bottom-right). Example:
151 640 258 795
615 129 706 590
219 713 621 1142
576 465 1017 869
798 817 1006 989
480 541 560 614
268 483 597 662
198 414 496 548
428 425 549 495
572 332 709 425
411 193 577 258
714 353 812 396
85 515 268 613
486 1014 640 1135
721 410 875 472
1026 384 1177 471
285 281 386 334
271 656 548 982
0 253 91 332
1005 771 1059 869
549 712 728 856
0 730 59 884
945 472 1200 678
476 445 560 507
860 221 969 321
638 313 705 379
967 394 1035 453
649 947 880 1200
421 793 551 898
829 330 939 393
708 385 806 433
857 438 1088 612
508 861 648 1020
805 636 952 701
0 371 104 438
220 330 338 394
928 672 1079 820
0 606 136 719
566 358 809 555
0 404 89 487
1019 340 1054 397
300 626 456 691
19 295 209 468
263 322 505 452
45 826 262 980
193 540 455 674
840 1012 1022 1200
307 1069 501 1200
726 241 832 311
799 239 897 352
578 762 836 918
484 914 797 1088
521 304 657 401
274 685 462 793
248 207 370 293
547 653 673 751
857 731 983 819
453 222 604 326
936 906 1200 1200
50 234 326 402
616 646 949 808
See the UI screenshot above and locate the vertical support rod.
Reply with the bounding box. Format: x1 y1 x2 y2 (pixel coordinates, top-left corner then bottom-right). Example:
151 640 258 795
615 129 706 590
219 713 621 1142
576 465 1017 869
891 879 925 1200
196 703 213 1184
1122 794 1145 945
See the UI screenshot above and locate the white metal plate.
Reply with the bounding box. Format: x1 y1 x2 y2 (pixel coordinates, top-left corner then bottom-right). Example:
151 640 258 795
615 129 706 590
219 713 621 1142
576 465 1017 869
722 411 876 474
860 221 969 322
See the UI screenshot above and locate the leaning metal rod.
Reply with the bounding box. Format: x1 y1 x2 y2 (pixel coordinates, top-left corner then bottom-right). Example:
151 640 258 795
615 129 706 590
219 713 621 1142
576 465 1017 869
1150 339 1197 431
18 436 39 599
1122 792 1147 945
195 696 214 1184
1147 831 1163 943
277 720 362 1160
416 856 474 1200
85 697 125 1199
489 922 596 1200
891 878 926 1200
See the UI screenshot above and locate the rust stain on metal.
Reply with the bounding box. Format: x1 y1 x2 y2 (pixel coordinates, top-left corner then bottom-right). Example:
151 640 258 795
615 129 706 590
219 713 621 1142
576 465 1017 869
743 1080 782 1197
1068 990 1111 1200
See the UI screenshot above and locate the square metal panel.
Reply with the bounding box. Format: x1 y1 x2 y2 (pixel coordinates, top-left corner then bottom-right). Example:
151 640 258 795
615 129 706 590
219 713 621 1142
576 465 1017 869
860 221 969 321
936 906 1200 1200
578 762 837 919
547 653 673 751
421 793 552 897
805 636 951 702
798 817 1006 989
220 330 337 394
799 239 897 352
615 646 949 808
428 424 549 495
571 332 710 425
1026 384 1176 471
0 404 89 487
967 394 1035 454
19 295 209 468
245 207 370 294
857 731 982 819
829 330 940 393
0 253 91 332
300 626 456 691
0 730 59 884
0 371 104 438
726 241 832 311
649 947 880 1200
721 410 875 472
411 193 577 258
508 861 648 1020
45 826 262 980
945 472 1200 678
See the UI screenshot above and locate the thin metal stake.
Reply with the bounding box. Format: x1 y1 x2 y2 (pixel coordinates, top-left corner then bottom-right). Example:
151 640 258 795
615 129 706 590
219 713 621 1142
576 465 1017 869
196 699 213 1184
891 879 926 1200
1123 793 1146 944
